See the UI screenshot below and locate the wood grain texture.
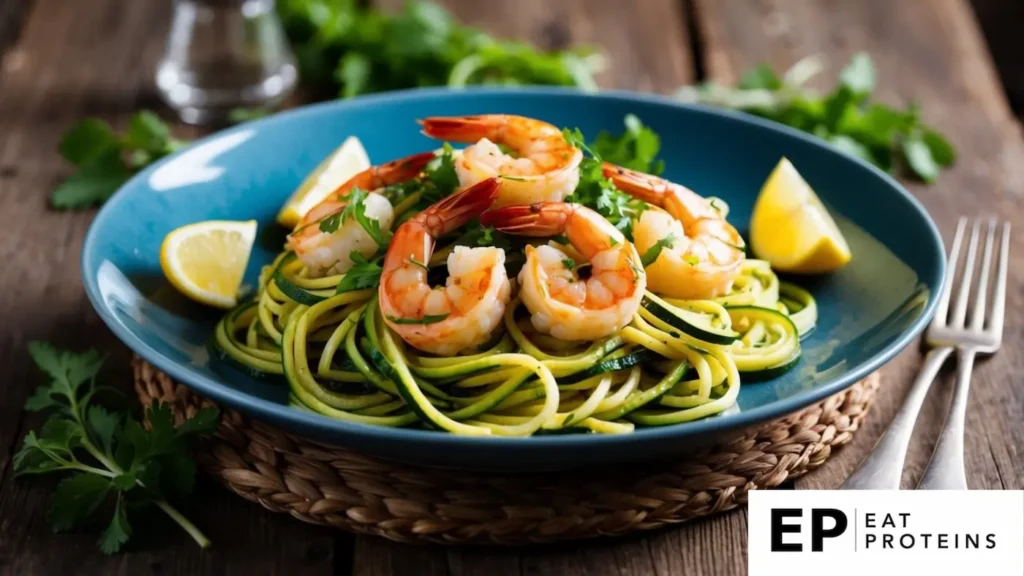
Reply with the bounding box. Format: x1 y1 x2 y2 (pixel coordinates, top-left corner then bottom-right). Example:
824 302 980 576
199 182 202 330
692 0 1024 495
0 0 340 574
971 0 1024 116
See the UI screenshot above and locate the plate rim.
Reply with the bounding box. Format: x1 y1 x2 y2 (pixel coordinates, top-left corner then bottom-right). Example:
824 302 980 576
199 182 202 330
81 86 947 453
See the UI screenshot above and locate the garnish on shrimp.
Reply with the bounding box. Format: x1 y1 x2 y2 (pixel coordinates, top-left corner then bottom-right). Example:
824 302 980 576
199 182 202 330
287 152 435 277
420 114 582 208
379 177 510 356
603 163 745 299
481 202 646 341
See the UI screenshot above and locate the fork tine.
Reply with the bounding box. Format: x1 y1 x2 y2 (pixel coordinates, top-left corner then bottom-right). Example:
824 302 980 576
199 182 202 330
990 222 1011 336
934 217 967 326
969 219 997 330
950 219 982 328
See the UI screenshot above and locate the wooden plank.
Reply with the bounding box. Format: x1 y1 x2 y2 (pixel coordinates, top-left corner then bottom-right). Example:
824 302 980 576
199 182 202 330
0 0 341 573
970 0 1024 116
693 0 1024 493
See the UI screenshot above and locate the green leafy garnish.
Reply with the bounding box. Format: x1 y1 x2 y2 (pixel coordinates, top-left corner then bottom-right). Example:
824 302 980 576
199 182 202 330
677 53 955 182
561 258 576 271
387 313 450 325
277 0 604 98
591 113 665 174
640 234 677 267
318 188 393 247
14 343 218 554
52 111 185 209
563 115 665 239
336 252 384 293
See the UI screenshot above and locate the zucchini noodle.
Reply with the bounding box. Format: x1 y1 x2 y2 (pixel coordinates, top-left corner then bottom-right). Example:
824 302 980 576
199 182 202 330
212 243 815 436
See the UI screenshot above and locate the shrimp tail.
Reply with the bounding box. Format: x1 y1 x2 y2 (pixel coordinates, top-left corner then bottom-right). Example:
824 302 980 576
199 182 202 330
600 162 671 205
424 177 501 236
480 202 567 237
419 116 496 143
340 151 436 196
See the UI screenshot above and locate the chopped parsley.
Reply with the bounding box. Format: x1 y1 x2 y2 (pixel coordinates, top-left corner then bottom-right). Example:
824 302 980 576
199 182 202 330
640 233 677 267
387 313 450 325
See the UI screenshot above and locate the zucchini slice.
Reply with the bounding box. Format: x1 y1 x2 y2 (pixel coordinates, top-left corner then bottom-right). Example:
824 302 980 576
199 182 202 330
726 306 801 379
642 292 740 345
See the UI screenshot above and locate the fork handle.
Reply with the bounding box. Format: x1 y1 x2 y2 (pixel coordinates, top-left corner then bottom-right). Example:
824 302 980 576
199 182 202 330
841 347 954 490
917 348 977 490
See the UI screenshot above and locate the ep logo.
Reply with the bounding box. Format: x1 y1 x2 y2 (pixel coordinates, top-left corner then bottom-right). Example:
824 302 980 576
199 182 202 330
770 508 848 552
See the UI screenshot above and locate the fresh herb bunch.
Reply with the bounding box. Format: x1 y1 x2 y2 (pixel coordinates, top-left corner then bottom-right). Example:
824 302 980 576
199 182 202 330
14 343 219 554
277 0 603 98
52 111 186 209
677 53 955 183
564 113 664 238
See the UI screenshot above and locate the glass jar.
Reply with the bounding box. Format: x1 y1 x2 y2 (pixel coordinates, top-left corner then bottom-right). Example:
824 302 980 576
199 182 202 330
156 0 297 124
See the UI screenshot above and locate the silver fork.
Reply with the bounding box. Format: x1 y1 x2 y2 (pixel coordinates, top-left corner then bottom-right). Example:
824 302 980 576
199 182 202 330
842 217 1011 490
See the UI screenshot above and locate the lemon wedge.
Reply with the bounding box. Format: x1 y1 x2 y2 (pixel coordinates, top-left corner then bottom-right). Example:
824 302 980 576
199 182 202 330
276 136 370 228
749 158 852 274
160 220 257 308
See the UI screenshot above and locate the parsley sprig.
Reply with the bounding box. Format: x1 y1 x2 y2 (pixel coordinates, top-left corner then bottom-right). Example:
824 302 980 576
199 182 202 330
52 111 185 209
563 114 664 238
14 343 218 554
677 53 955 182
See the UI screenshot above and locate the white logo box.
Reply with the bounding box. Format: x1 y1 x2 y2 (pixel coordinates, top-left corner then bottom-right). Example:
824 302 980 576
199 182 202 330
749 490 1024 576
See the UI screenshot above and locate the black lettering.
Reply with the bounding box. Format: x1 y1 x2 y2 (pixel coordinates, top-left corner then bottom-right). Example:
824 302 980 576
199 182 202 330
966 534 979 549
865 534 876 548
986 534 997 549
938 534 948 549
865 513 875 528
811 509 848 552
921 533 932 548
883 534 893 548
882 513 895 528
771 509 802 552
900 534 915 549
899 512 910 528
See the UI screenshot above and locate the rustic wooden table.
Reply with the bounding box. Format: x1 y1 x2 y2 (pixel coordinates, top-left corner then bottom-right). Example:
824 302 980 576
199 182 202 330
1 0 1022 574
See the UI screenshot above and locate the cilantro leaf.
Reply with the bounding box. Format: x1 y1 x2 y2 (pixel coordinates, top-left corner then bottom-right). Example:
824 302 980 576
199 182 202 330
387 313 450 325
59 119 118 166
87 405 121 457
52 111 186 210
640 234 677 267
98 497 132 554
738 64 782 91
903 133 940 183
338 188 392 247
561 258 576 271
336 251 383 293
49 473 111 532
15 343 217 554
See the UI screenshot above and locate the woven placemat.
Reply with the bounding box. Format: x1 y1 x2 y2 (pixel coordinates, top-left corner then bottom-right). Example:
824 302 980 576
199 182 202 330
133 358 880 545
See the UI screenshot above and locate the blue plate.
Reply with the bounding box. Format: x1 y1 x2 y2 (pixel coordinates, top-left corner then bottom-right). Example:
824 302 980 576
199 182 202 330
82 88 945 470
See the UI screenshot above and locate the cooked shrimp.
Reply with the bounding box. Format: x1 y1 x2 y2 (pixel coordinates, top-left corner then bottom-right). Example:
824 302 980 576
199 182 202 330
379 178 510 356
480 202 646 341
420 114 582 208
603 163 745 299
287 152 435 277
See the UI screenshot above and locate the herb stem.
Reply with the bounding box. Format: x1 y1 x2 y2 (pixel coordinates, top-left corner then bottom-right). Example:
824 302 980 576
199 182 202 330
80 429 211 550
156 500 211 549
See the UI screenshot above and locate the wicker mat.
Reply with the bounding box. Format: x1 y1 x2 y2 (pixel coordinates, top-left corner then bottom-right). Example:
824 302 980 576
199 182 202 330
133 358 880 545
